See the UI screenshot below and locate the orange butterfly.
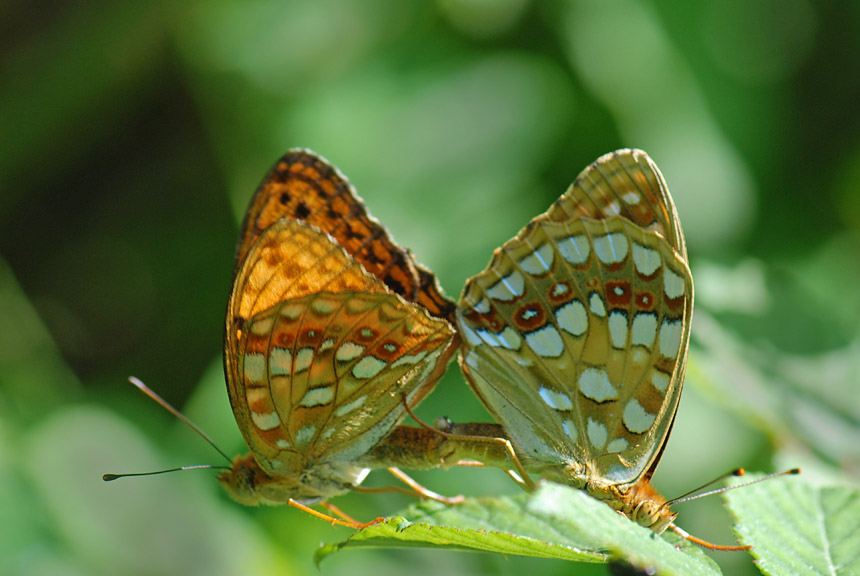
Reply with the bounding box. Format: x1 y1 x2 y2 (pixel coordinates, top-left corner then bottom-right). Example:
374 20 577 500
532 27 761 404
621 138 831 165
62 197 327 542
216 150 483 524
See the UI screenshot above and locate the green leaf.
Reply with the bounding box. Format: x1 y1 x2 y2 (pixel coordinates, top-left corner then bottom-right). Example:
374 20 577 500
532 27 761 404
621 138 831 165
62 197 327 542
317 482 721 575
691 310 860 466
726 474 860 575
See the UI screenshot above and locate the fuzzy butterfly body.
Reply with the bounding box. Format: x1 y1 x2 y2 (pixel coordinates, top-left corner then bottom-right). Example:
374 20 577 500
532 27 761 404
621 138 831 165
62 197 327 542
457 149 693 531
220 150 458 506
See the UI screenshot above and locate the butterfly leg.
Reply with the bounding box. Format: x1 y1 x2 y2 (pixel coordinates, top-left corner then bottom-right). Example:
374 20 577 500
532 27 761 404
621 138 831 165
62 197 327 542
401 399 536 491
442 455 533 491
287 499 384 529
352 471 464 505
386 467 464 504
318 501 382 528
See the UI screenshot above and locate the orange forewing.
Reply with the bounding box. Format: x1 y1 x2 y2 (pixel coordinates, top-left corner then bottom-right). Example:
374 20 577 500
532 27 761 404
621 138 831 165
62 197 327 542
235 150 456 324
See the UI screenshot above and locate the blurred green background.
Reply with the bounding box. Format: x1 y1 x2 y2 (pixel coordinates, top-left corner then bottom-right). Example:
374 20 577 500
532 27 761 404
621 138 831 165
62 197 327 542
2 1 859 575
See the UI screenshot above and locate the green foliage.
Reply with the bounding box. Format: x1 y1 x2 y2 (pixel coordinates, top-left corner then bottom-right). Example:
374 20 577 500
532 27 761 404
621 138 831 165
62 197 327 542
727 475 860 576
318 484 720 576
691 310 860 468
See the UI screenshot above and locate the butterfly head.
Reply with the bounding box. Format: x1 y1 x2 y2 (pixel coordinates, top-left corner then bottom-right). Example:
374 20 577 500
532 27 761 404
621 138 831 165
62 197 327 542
218 453 297 506
631 498 677 533
627 479 677 534
218 452 365 506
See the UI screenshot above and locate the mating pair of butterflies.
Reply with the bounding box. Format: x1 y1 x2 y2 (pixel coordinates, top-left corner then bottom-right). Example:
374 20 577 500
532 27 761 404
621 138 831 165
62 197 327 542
219 149 692 536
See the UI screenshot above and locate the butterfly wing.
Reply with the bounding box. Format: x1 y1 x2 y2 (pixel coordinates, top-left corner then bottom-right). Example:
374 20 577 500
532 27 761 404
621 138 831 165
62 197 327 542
554 148 690 483
226 220 456 476
547 149 687 258
457 151 692 488
234 149 456 323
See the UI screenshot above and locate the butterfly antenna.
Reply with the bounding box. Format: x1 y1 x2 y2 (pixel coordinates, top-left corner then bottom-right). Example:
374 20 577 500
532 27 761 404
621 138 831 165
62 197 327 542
661 468 800 551
103 377 234 481
664 468 801 508
103 464 228 482
125 376 233 464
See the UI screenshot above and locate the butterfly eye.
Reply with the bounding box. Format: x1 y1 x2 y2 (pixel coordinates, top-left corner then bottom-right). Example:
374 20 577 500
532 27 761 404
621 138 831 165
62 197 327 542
632 499 662 528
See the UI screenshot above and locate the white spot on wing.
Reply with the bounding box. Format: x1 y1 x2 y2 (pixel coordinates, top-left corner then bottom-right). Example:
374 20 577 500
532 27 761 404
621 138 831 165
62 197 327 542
294 348 314 373
525 325 564 358
589 293 606 317
608 311 628 349
336 342 365 362
664 268 686 299
651 371 670 394
294 425 317 447
243 353 266 385
519 243 555 275
622 191 641 205
310 298 339 314
276 439 291 449
251 410 281 431
474 298 491 314
352 356 387 379
392 350 430 367
477 327 522 350
558 234 590 264
556 300 587 336
498 327 523 349
279 303 304 320
578 368 618 402
299 386 334 407
587 418 608 449
486 271 525 301
631 313 658 347
659 318 683 358
607 438 629 453
270 348 292 376
632 243 661 276
319 339 335 353
249 316 273 337
594 233 629 264
623 399 656 434
245 387 268 407
539 386 573 410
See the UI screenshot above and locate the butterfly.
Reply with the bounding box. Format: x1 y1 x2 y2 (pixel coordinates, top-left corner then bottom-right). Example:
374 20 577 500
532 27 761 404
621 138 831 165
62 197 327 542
456 149 696 537
218 150 464 518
